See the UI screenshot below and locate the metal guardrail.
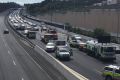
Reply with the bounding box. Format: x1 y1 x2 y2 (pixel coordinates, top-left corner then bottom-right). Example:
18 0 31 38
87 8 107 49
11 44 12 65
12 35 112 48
7 15 35 48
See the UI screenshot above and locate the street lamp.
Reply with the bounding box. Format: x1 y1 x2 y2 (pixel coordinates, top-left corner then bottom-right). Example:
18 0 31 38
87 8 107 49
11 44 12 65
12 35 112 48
50 0 53 23
116 6 120 43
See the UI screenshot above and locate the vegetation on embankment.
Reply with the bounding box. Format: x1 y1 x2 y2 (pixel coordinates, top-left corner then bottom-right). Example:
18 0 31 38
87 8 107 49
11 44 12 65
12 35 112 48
24 0 119 43
24 0 104 15
64 23 118 43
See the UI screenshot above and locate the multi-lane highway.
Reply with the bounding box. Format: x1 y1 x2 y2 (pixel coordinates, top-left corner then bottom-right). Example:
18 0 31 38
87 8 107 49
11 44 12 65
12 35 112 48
0 10 72 80
2 9 120 80
20 10 120 80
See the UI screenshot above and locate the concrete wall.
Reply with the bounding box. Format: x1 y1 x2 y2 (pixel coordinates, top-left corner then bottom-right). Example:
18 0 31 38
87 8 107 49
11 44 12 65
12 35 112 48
37 9 120 34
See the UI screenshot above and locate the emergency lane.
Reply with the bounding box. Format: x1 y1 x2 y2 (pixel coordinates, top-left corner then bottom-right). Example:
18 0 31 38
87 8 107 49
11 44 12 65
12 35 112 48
1 10 69 80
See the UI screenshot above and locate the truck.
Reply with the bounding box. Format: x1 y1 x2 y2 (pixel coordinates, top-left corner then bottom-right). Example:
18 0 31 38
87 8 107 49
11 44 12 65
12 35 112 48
86 40 116 60
41 28 58 43
41 33 58 43
27 31 36 39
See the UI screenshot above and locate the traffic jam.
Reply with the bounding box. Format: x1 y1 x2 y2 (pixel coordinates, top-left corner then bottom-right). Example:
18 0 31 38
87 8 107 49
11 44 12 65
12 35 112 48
7 9 120 80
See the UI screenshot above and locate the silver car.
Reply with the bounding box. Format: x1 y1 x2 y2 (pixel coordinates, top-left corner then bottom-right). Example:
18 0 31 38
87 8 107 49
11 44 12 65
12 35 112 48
45 42 56 52
55 47 71 60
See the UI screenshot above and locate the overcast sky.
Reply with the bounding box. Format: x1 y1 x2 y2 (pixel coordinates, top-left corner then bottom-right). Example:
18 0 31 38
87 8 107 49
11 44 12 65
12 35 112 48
0 0 44 5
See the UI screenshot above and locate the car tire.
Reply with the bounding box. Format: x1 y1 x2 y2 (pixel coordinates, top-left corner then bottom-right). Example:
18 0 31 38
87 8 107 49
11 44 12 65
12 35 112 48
105 76 112 80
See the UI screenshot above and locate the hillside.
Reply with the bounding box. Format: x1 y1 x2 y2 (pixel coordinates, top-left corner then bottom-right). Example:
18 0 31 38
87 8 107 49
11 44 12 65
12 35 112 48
25 0 104 15
0 2 21 12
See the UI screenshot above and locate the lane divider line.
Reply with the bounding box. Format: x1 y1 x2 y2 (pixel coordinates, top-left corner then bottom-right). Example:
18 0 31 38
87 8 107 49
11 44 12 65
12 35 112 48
13 60 16 66
8 51 11 55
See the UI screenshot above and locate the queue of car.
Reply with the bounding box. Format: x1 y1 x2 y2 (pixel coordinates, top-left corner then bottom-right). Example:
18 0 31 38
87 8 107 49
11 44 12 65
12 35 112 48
8 10 120 80
8 10 39 39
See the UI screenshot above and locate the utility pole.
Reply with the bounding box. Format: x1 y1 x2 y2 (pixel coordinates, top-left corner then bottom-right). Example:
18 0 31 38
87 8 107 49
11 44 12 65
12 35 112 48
50 0 53 23
117 5 120 43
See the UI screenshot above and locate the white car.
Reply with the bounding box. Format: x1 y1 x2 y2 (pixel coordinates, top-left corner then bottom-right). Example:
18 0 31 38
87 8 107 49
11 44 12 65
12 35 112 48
68 35 82 47
45 42 56 52
24 30 29 35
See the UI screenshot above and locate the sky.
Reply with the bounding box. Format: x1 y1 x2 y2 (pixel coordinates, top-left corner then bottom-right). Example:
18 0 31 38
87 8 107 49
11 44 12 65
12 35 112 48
0 0 44 5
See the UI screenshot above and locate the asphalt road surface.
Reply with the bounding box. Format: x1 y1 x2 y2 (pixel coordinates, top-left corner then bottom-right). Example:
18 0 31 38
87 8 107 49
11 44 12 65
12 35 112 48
22 12 120 80
0 10 68 80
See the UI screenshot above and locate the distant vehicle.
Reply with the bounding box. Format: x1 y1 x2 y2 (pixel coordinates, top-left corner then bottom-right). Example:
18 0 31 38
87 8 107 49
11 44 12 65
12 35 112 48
26 26 32 30
55 47 71 60
115 46 120 54
23 30 29 35
47 29 58 40
85 40 116 60
68 35 82 47
27 31 36 39
41 33 58 43
55 40 68 47
41 28 58 43
19 24 25 30
102 65 120 80
31 27 39 31
79 41 86 51
31 23 37 27
3 29 9 34
112 43 120 54
15 24 25 30
85 40 98 54
41 26 47 32
45 42 56 52
48 29 57 34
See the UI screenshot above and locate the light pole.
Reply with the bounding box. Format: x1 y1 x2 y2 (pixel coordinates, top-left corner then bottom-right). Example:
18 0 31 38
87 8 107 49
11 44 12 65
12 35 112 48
50 0 53 23
117 6 120 43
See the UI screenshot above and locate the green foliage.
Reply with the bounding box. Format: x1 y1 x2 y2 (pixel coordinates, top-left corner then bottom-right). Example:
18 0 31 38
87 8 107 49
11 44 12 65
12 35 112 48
64 23 72 31
93 28 110 38
64 23 111 40
25 0 104 15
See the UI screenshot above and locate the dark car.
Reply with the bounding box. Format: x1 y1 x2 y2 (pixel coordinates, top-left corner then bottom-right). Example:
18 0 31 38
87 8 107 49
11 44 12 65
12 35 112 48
3 29 9 34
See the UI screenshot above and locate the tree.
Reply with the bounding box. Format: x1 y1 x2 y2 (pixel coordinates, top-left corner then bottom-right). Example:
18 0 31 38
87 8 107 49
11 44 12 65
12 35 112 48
93 28 110 38
64 23 72 31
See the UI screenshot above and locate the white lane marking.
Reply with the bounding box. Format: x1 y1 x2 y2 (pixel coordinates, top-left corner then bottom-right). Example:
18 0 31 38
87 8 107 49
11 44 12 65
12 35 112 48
36 45 89 80
22 78 24 80
13 60 16 65
1 34 18 66
14 39 53 80
2 36 8 47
